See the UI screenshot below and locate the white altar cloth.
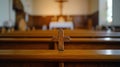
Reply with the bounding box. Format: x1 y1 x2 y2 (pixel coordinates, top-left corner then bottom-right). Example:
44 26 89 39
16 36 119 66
49 22 74 30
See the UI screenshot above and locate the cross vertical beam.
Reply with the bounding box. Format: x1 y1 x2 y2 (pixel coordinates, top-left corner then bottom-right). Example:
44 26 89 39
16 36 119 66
58 28 64 51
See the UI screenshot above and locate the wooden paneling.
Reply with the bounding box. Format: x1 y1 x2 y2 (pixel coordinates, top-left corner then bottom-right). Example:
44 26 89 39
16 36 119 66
28 16 52 29
72 15 88 29
28 12 98 29
89 11 99 27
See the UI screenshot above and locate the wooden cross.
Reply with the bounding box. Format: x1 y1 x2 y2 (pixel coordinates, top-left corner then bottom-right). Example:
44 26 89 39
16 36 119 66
58 29 64 51
56 0 68 16
53 29 70 51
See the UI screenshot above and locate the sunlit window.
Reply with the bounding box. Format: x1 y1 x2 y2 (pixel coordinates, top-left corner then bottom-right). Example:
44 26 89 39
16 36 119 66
107 0 112 23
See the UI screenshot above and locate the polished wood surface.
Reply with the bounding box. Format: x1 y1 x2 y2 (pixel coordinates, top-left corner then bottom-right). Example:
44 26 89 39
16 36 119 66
1 30 120 67
1 30 120 37
1 30 120 38
1 30 120 50
1 30 120 43
0 30 58 38
69 38 120 42
0 38 52 42
0 50 120 61
64 30 120 37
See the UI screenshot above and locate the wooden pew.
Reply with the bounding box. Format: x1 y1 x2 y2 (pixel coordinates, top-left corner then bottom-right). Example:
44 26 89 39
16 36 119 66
1 29 120 67
0 30 58 50
1 49 120 61
64 30 120 38
1 29 120 49
64 30 120 49
0 30 58 38
0 50 120 67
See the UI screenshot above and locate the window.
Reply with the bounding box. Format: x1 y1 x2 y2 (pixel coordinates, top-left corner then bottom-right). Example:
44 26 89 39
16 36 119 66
107 0 112 23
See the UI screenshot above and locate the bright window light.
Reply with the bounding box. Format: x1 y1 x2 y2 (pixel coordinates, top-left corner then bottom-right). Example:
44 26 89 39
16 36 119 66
107 0 112 23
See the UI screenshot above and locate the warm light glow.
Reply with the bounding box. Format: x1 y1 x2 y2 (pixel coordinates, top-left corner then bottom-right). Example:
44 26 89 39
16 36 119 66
58 16 65 22
33 0 59 15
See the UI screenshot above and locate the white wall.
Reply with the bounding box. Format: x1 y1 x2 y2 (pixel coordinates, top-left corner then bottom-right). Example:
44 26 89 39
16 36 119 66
63 0 89 15
32 0 91 15
10 0 15 26
32 0 59 15
99 0 107 26
0 0 15 27
21 0 33 15
0 0 100 26
0 0 33 27
32 0 99 15
113 0 120 26
21 0 33 22
0 0 9 26
90 0 98 14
